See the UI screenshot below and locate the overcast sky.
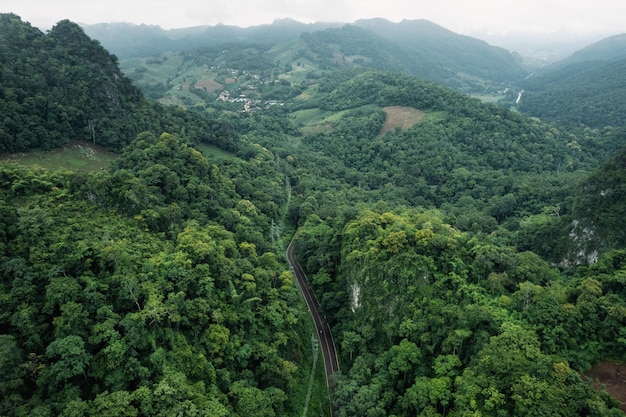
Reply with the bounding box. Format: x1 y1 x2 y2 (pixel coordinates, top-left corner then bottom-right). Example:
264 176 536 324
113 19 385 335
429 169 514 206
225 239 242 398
3 0 625 38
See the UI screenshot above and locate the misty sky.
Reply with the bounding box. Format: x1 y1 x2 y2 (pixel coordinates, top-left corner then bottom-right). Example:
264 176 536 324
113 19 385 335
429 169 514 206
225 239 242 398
3 0 625 37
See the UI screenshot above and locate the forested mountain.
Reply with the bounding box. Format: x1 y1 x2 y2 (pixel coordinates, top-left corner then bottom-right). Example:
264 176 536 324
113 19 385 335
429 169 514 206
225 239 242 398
514 33 626 128
0 14 237 153
352 19 526 84
0 15 323 416
0 14 144 152
83 19 343 59
299 21 525 92
555 33 626 67
2 12 626 417
86 18 527 94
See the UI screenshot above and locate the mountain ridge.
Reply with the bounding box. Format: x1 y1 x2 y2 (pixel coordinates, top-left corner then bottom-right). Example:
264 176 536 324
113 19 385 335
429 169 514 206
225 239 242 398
515 33 626 127
3 12 626 417
91 17 528 94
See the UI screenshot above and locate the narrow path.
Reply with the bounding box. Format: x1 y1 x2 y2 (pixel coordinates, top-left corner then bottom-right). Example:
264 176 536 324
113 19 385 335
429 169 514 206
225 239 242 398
286 239 340 415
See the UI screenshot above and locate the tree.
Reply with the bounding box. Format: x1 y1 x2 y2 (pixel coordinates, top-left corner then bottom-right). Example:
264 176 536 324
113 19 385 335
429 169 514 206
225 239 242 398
0 335 24 413
44 335 90 387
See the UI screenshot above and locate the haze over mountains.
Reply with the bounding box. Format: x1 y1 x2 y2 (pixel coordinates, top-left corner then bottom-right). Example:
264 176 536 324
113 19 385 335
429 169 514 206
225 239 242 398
82 17 626 129
81 17 611 66
83 18 528 95
3 12 626 417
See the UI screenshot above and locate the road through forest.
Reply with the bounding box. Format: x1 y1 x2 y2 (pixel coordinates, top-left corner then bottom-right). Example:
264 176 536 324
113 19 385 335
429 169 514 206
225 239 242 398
286 240 340 415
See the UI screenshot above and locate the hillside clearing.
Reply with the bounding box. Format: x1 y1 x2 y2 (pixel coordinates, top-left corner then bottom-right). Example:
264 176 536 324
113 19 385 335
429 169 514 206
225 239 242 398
586 360 626 412
379 106 426 137
194 78 223 92
0 141 117 172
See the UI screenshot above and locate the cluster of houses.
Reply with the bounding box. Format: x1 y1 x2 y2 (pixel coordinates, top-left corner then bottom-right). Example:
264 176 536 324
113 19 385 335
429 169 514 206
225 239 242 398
216 90 285 113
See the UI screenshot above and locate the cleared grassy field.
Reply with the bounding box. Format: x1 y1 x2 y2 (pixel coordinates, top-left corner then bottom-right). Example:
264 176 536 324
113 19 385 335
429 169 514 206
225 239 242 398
196 143 239 161
0 141 118 173
291 104 384 135
378 106 426 137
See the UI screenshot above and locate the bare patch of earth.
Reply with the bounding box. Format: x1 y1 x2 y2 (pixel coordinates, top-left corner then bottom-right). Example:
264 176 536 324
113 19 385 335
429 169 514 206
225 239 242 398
379 106 426 137
302 123 333 135
586 360 626 412
194 78 223 92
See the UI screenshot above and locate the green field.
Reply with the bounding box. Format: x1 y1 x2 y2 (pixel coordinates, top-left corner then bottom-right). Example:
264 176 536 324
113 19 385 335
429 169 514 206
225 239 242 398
0 141 118 172
196 143 239 161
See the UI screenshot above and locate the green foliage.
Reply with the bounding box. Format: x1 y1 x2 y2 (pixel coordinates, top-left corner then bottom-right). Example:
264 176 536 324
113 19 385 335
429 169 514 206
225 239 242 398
0 138 307 415
519 59 626 128
300 20 526 92
569 138 626 259
0 14 236 153
296 207 625 416
3 15 626 416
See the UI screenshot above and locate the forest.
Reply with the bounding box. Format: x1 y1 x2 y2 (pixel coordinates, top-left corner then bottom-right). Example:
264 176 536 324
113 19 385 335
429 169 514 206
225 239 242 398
1 13 626 416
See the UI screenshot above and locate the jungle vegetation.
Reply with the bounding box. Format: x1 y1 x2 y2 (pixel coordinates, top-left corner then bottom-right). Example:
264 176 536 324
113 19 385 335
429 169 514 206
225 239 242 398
2 13 626 416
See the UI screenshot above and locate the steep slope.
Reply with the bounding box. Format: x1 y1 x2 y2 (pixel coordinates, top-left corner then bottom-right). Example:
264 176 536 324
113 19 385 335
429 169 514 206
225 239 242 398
354 18 527 84
556 33 626 66
0 14 233 153
0 14 145 152
300 20 526 92
569 131 626 260
517 58 626 128
515 33 626 128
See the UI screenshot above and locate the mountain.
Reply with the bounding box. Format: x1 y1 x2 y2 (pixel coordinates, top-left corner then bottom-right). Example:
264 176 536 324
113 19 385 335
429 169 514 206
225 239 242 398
0 14 234 153
556 33 626 66
82 19 343 59
85 18 527 94
0 14 145 152
515 33 626 127
3 13 626 417
353 18 526 83
80 22 182 58
299 21 526 91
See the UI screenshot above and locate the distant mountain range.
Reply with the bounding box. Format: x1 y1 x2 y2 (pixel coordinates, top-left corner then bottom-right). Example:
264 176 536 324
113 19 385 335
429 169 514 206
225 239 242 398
82 18 626 127
83 18 527 94
82 19 343 59
517 33 626 127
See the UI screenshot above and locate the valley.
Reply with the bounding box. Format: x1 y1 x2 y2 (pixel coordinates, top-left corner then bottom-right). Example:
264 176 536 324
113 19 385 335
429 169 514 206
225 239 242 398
1 12 626 417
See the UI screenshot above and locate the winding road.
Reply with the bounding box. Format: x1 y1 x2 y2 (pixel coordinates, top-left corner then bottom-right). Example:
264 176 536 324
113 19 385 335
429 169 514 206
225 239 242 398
286 239 340 412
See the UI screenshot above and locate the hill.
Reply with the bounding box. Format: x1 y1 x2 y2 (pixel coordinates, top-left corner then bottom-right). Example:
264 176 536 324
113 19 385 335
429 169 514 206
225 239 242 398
556 33 626 67
86 18 527 95
2 14 626 417
0 14 144 152
513 34 626 127
0 14 236 153
82 19 343 59
353 19 526 84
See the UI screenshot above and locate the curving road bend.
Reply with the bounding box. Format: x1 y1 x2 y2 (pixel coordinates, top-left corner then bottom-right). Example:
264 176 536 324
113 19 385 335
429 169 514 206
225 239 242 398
286 239 340 410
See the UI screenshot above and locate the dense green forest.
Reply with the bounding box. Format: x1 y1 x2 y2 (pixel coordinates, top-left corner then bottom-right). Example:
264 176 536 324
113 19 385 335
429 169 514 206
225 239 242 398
2 13 626 416
0 14 237 153
301 20 525 91
513 34 626 128
516 59 626 128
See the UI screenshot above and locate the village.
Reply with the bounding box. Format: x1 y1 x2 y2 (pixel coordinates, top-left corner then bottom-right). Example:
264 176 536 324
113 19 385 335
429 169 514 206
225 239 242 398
216 90 286 113
209 68 286 112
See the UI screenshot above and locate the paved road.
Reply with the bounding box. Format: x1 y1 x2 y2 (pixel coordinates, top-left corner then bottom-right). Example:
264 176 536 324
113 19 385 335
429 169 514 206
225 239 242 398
286 240 340 406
